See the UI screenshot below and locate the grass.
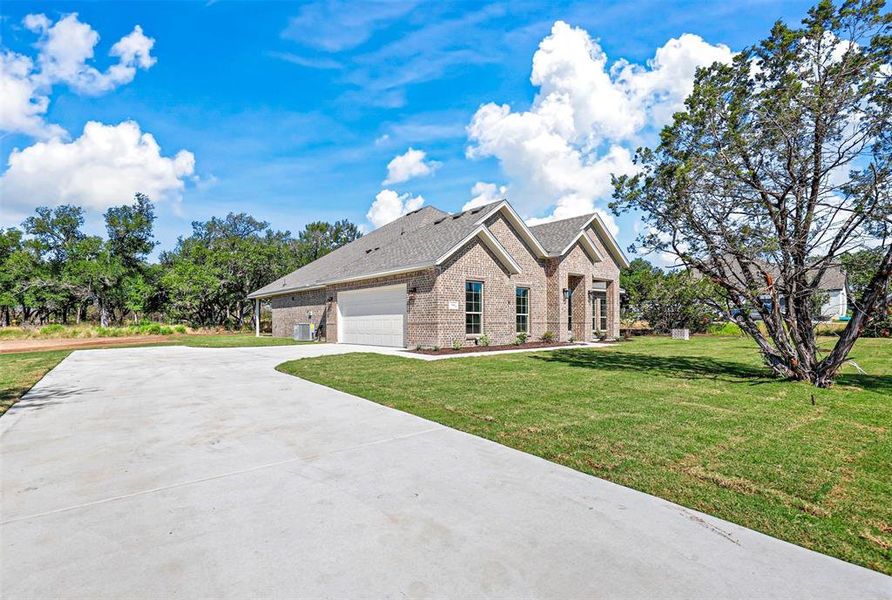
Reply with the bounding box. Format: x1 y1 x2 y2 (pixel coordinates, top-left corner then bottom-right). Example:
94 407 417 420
0 350 71 415
0 334 305 416
0 322 189 339
277 336 892 574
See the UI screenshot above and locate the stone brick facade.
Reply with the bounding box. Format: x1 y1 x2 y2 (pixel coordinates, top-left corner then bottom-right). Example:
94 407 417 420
268 214 622 348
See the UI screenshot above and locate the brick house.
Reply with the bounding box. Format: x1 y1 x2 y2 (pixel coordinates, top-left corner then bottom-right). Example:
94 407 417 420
248 200 629 348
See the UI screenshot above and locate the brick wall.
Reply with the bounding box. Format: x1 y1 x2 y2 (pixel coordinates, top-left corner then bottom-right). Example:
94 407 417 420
325 269 438 347
270 288 328 339
584 225 621 337
555 244 594 342
484 213 549 340
434 238 516 347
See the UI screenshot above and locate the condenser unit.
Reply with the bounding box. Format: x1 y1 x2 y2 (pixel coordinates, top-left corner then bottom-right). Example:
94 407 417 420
293 323 315 341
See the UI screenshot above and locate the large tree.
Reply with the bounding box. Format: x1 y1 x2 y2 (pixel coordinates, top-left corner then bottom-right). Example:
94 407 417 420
620 259 717 333
613 0 891 387
161 214 363 328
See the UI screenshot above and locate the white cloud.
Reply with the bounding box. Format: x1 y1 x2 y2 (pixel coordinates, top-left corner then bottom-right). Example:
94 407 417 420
0 13 156 138
1 121 195 219
0 51 66 139
366 189 424 228
467 21 732 223
383 147 439 184
463 181 507 210
27 13 155 94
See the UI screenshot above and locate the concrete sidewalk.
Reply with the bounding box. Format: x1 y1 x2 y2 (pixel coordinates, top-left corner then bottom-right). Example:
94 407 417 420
1 345 889 598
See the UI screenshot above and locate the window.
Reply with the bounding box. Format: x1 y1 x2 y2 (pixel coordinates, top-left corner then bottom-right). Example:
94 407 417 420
465 281 483 334
592 290 608 332
515 287 530 333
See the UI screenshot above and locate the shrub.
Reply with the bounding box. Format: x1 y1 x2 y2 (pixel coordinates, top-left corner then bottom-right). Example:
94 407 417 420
173 324 187 334
452 339 463 350
144 323 162 335
39 324 66 336
707 322 743 336
477 334 491 347
159 326 174 335
515 332 529 345
541 331 556 343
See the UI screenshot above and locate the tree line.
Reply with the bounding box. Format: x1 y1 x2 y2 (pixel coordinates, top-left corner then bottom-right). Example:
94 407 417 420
0 194 361 329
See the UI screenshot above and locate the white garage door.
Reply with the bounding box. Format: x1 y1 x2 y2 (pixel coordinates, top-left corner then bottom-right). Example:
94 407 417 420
337 284 407 347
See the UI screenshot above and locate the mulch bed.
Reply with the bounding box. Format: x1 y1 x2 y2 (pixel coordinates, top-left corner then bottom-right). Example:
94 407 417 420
411 341 583 355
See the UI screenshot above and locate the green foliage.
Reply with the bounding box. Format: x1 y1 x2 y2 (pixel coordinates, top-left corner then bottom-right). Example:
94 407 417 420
161 213 359 328
39 324 66 336
174 324 187 334
619 258 663 325
541 331 556 343
452 338 463 350
621 259 718 333
707 322 743 336
2 196 360 331
515 332 529 345
477 334 491 347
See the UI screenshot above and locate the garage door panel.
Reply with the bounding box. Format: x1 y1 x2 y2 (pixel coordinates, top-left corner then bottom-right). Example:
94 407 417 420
337 285 406 347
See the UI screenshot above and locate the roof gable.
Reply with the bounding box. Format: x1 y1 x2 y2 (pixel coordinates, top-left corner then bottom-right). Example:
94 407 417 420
530 213 629 268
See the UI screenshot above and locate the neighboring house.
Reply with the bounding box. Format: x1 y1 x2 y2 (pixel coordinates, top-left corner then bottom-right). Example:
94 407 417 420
816 265 848 319
717 261 848 320
248 200 629 348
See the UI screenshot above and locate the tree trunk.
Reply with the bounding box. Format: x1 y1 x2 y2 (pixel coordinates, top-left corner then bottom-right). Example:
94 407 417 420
99 300 109 328
814 244 892 387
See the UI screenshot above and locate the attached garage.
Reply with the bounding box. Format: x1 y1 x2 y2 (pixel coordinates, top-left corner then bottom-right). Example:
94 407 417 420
336 284 407 347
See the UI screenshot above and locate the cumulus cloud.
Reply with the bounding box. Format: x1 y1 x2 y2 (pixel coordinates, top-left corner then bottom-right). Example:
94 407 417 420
366 189 424 228
463 181 507 210
467 21 732 223
0 52 66 139
1 121 195 219
0 13 156 138
383 147 439 185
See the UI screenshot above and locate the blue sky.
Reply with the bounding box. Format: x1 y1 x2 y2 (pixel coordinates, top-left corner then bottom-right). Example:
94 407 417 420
0 0 814 260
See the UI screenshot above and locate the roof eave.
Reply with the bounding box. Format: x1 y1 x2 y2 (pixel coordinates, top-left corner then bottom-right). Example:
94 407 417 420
248 263 437 299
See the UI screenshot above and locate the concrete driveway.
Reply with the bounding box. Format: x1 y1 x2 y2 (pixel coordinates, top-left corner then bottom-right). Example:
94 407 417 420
1 344 889 599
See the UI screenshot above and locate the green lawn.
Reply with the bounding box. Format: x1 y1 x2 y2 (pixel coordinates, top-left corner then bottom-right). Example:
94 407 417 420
277 336 892 574
0 350 71 415
0 335 305 416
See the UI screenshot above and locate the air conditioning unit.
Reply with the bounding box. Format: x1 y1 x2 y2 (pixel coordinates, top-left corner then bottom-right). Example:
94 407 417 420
294 323 315 341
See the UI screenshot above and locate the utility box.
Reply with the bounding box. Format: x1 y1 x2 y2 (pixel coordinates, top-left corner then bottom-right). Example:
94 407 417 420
671 328 690 340
294 323 315 341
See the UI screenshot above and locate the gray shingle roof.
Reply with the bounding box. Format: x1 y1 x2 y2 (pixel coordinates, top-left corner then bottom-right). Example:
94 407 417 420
528 215 594 254
250 203 630 299
701 258 847 291
249 202 503 298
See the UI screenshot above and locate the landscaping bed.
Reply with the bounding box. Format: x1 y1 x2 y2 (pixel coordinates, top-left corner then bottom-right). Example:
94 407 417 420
412 341 584 355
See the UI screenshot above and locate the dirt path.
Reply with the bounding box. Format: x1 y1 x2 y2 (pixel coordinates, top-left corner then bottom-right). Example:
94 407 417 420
0 335 178 354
